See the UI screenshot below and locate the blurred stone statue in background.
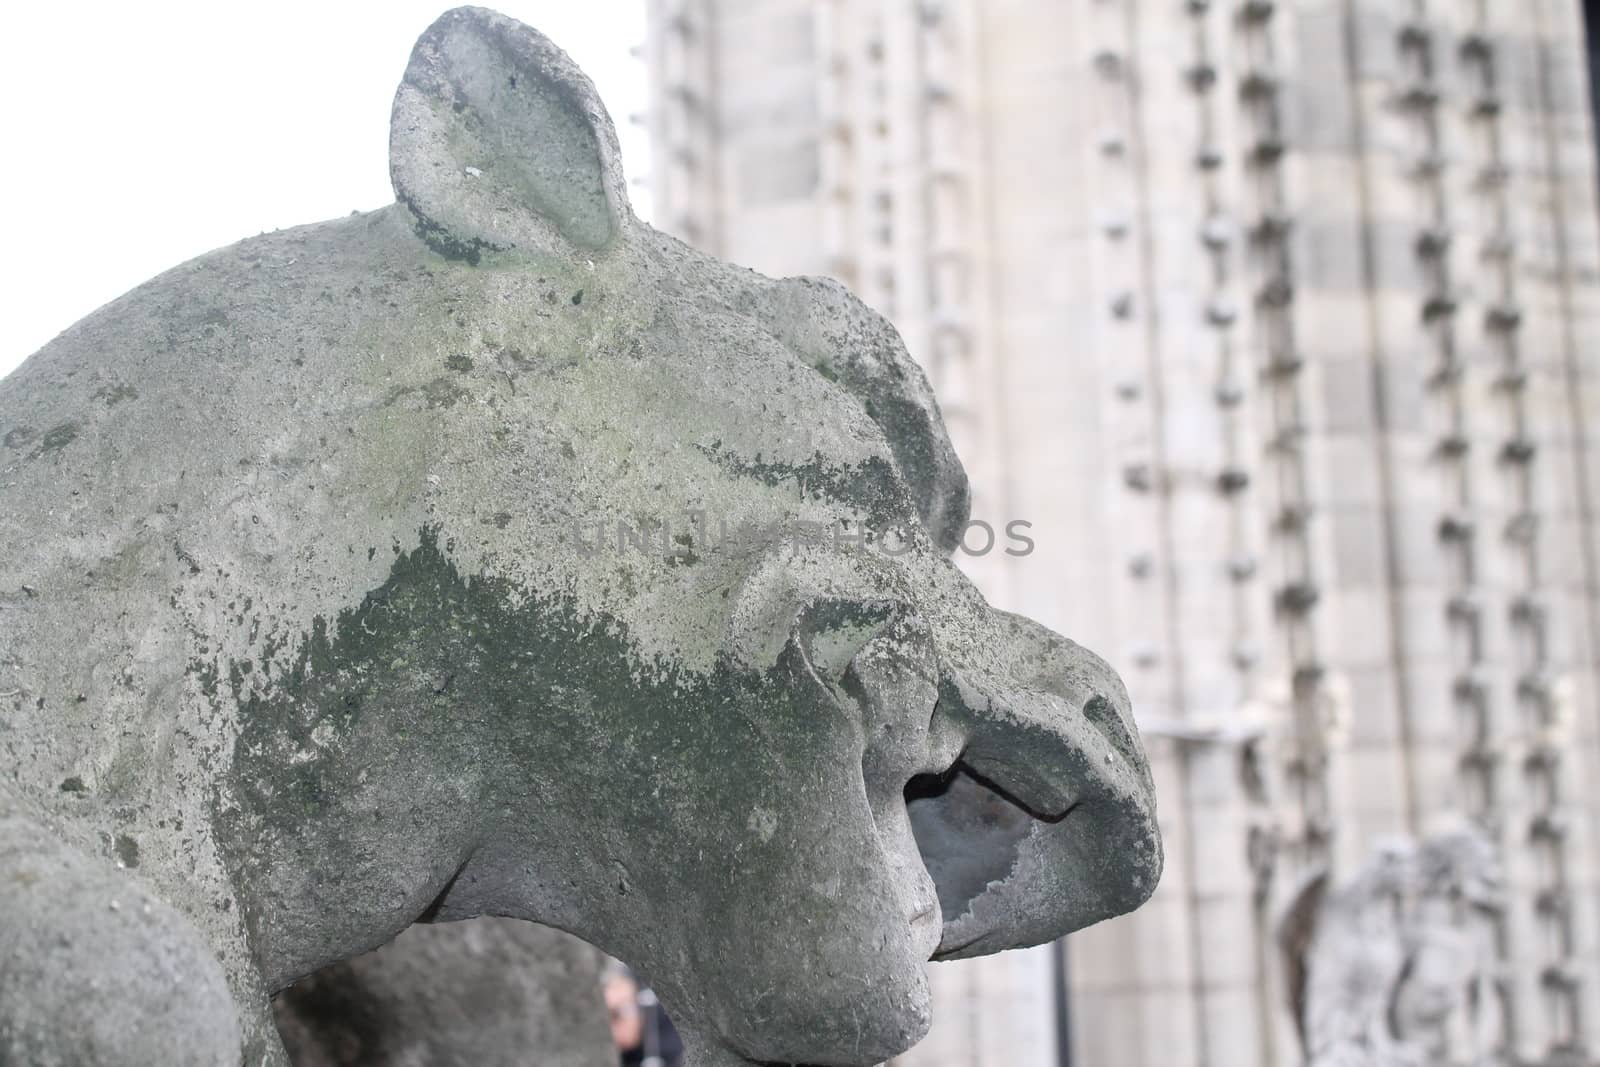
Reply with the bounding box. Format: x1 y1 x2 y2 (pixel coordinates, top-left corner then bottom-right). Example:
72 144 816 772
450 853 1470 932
1281 829 1507 1067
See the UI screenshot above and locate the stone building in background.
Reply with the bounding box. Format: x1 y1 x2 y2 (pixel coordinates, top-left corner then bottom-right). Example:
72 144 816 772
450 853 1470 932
642 1 1600 1064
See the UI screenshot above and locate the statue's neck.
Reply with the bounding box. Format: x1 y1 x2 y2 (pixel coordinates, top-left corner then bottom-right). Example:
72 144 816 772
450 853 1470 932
240 810 480 990
218 715 490 990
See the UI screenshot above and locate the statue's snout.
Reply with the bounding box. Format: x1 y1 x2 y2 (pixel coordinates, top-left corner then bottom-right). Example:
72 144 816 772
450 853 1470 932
911 611 1163 959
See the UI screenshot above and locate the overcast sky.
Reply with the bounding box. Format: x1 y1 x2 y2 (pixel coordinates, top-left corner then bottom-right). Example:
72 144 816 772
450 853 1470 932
0 2 650 379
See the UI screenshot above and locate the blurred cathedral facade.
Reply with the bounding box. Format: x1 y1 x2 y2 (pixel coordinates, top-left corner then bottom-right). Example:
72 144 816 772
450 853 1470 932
641 1 1600 1064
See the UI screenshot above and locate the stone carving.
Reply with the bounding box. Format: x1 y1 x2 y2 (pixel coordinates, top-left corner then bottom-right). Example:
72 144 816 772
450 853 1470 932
0 8 1161 1065
1281 830 1506 1067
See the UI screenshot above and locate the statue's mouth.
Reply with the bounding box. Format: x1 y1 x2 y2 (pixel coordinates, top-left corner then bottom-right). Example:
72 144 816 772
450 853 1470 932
905 761 1059 956
905 689 1162 960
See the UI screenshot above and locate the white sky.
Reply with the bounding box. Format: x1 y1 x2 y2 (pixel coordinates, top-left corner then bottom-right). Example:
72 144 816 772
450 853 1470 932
0 2 650 379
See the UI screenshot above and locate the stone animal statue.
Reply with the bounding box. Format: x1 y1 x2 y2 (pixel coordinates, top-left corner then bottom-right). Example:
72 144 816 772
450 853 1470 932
0 8 1161 1065
1280 830 1505 1067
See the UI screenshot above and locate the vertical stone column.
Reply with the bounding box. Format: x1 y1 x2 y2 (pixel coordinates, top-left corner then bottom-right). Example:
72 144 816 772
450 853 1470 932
815 0 862 294
644 0 723 251
1133 1 1280 1064
1495 0 1600 1054
1422 0 1521 1053
1067 1 1206 1064
1246 0 1335 879
1530 0 1600 1052
909 0 1011 602
1308 0 1428 867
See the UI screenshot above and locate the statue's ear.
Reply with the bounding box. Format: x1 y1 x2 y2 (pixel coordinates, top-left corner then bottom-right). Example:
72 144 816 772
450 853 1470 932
390 7 632 263
790 599 900 688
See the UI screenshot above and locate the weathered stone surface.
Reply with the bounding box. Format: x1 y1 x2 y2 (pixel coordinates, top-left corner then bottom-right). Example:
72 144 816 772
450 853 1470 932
0 8 1160 1065
274 917 612 1067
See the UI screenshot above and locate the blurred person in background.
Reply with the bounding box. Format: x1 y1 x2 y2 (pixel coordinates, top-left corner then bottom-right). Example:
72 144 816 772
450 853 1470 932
602 961 683 1067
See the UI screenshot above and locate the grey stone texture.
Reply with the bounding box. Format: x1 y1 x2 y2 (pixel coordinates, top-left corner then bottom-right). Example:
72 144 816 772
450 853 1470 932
274 917 612 1067
0 8 1160 1066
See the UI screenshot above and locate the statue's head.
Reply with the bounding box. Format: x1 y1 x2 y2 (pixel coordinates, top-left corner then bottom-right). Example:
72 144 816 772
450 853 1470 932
221 9 1163 1064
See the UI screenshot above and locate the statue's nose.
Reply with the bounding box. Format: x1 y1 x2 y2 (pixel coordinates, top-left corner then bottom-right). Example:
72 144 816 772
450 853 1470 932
910 610 1163 959
766 576 1161 960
